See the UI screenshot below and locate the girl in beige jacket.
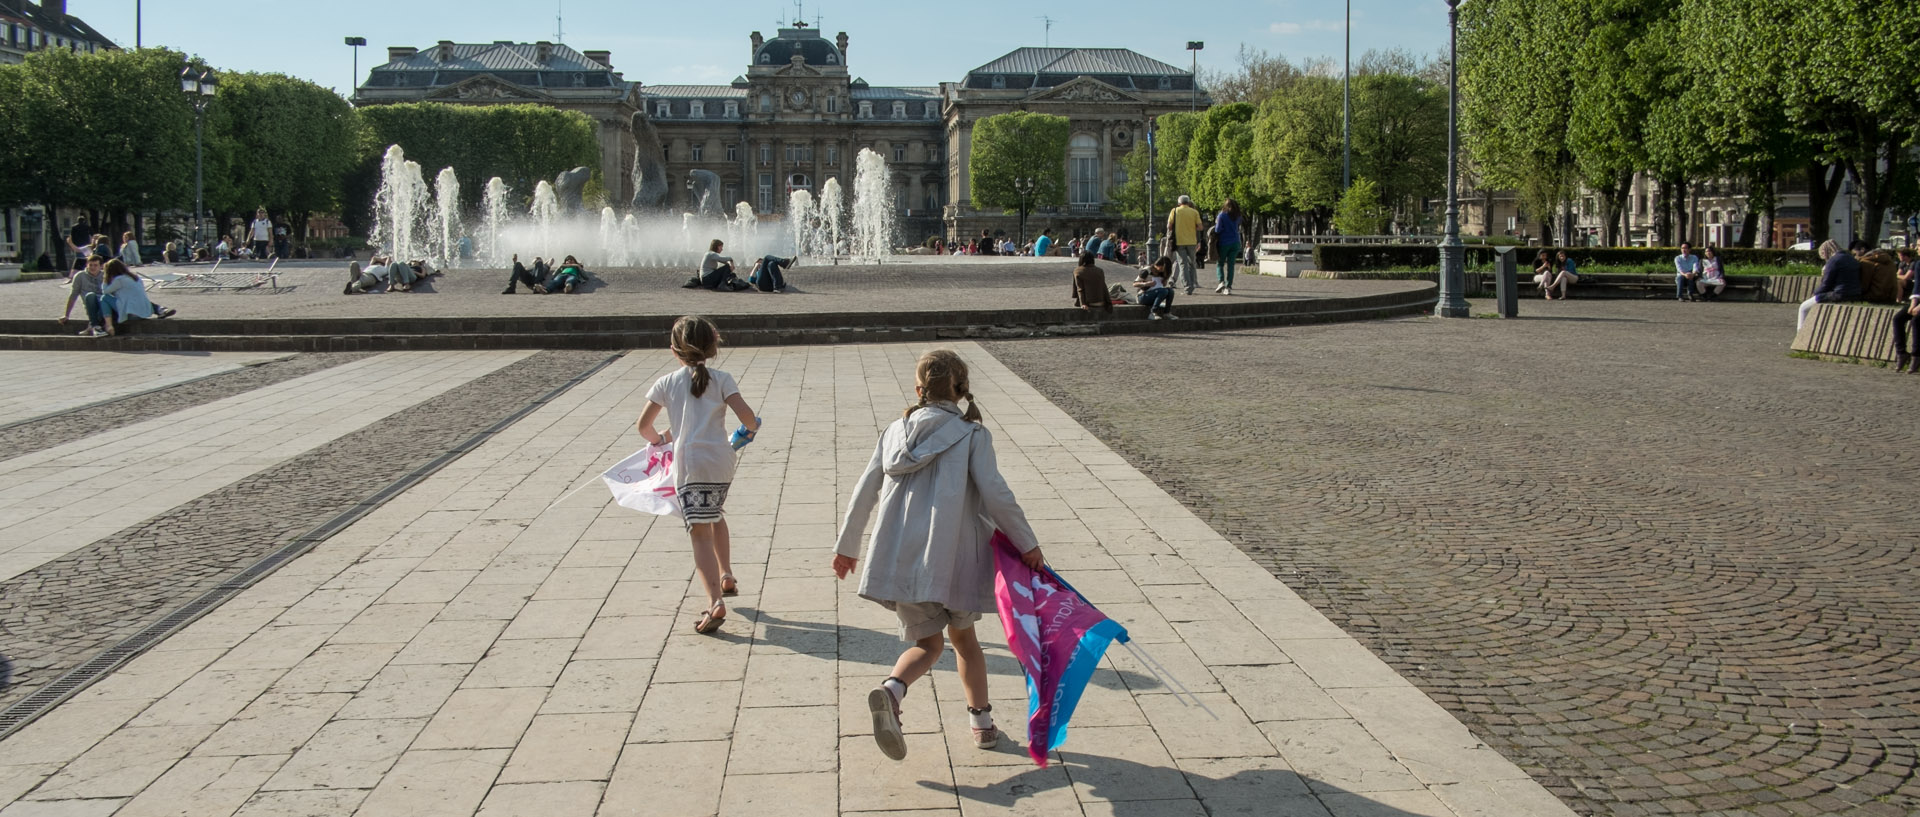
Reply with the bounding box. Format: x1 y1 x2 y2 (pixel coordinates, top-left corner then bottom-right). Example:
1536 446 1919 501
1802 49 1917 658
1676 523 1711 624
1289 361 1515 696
835 350 1043 761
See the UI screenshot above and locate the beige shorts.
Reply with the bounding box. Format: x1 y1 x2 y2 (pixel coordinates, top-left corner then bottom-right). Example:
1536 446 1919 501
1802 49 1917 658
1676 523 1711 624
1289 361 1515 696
886 600 982 642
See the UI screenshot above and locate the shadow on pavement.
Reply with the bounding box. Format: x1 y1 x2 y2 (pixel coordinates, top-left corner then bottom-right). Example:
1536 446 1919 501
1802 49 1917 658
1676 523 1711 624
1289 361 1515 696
928 749 1436 816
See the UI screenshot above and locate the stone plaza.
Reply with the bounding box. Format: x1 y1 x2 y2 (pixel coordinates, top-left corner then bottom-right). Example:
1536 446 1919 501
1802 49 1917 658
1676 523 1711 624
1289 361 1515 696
0 266 1913 816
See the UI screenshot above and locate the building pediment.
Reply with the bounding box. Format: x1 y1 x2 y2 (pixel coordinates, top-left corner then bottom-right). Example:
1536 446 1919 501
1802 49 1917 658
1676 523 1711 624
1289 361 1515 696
427 75 555 103
773 59 827 78
1023 76 1140 104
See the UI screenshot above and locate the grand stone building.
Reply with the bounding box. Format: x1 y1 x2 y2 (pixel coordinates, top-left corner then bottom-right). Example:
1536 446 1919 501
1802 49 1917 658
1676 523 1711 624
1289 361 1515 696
354 41 647 204
359 25 1208 244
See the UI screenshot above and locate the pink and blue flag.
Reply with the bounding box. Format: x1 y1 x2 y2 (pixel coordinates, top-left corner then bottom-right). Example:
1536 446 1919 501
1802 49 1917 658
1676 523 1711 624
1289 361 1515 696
991 530 1130 767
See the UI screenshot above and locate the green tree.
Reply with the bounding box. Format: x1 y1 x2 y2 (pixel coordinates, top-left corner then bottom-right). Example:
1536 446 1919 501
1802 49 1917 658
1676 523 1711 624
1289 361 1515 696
1110 111 1203 223
1253 74 1343 230
1460 0 1581 241
1187 103 1268 215
208 72 359 241
0 47 197 240
967 111 1069 210
1331 177 1389 235
356 103 600 212
1350 67 1447 230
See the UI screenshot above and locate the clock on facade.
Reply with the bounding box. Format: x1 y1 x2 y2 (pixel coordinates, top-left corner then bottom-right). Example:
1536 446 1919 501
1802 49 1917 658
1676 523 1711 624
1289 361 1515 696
789 90 808 107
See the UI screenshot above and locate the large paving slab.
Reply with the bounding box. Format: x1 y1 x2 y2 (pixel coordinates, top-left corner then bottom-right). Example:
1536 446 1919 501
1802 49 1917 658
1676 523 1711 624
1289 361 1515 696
0 350 534 581
988 298 1920 816
0 350 289 427
0 341 1572 816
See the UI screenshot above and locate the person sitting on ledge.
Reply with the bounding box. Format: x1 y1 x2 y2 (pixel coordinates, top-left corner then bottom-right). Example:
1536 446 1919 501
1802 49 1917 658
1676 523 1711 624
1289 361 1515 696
544 255 588 293
98 259 172 335
503 254 548 294
1893 247 1918 373
1798 240 1862 331
1072 251 1111 314
1541 250 1580 300
686 240 752 290
748 256 795 292
1696 246 1727 300
1135 256 1177 320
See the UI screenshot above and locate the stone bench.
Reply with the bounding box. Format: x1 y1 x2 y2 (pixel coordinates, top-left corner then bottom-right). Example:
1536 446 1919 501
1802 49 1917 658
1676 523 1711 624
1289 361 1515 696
1792 302 1906 364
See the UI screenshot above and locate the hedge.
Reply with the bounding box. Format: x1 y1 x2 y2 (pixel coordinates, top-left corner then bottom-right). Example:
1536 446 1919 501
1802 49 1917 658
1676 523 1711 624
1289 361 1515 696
1313 244 1821 272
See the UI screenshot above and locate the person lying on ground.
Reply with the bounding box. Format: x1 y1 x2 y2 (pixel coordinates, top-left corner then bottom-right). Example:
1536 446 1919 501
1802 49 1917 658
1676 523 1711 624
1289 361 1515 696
503 254 547 294
544 256 588 293
748 255 795 292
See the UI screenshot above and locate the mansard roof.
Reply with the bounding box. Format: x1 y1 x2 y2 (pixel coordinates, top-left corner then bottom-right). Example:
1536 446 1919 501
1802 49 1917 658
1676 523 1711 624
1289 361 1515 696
968 47 1190 78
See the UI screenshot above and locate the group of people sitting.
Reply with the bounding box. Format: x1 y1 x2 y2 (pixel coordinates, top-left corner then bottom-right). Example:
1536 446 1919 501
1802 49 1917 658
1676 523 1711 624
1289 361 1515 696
1070 252 1181 320
683 240 795 292
344 256 440 294
1799 240 1920 374
58 253 176 337
503 255 590 294
1671 243 1730 301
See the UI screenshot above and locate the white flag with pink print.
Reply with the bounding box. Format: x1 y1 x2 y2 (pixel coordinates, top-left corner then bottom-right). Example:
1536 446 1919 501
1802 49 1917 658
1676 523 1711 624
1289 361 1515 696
601 442 679 517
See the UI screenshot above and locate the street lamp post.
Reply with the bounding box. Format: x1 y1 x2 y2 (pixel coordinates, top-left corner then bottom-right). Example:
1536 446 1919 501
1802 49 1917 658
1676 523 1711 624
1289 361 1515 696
345 37 367 99
1144 117 1160 263
1342 0 1351 192
1186 41 1204 113
1012 176 1036 252
1435 0 1469 317
180 66 217 253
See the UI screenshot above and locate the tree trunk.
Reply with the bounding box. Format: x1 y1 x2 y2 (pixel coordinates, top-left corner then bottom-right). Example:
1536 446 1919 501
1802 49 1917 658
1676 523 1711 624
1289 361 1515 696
1652 179 1671 245
1806 161 1843 246
1850 143 1901 245
1481 188 1494 236
1600 172 1631 247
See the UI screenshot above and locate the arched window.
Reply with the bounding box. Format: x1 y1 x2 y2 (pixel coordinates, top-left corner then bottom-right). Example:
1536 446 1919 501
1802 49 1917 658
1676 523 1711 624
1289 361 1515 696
1068 133 1100 206
991 75 1005 89
789 173 811 192
826 52 837 64
572 72 586 87
759 52 771 64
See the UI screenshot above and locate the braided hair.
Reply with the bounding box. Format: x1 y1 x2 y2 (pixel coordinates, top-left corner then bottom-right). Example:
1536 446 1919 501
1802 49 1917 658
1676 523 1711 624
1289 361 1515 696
905 349 982 423
670 315 721 397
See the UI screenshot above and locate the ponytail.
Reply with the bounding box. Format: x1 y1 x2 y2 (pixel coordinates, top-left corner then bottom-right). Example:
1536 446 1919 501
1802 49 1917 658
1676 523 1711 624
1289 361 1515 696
690 361 711 398
960 391 981 423
909 349 983 423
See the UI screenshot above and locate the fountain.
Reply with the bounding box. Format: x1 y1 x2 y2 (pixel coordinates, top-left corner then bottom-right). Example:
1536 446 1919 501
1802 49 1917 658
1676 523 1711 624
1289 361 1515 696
370 145 430 262
368 143 901 269
819 177 846 260
429 167 461 266
850 148 895 262
478 177 510 266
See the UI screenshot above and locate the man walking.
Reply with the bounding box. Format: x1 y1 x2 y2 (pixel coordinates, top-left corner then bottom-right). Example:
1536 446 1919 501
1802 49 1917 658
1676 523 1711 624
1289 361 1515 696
1167 195 1204 294
250 208 274 261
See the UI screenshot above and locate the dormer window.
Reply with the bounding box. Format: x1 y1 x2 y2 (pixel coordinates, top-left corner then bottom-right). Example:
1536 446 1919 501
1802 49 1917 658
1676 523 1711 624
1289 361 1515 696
759 52 771 64
826 53 837 64
1158 76 1171 90
925 102 937 119
858 101 872 119
572 73 586 87
892 101 906 119
690 100 705 118
991 75 1005 89
724 100 737 117
656 101 670 118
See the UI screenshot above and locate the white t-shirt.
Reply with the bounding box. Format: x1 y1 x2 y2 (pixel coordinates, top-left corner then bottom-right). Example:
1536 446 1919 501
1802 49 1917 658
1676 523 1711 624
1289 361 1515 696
251 218 272 242
645 366 741 487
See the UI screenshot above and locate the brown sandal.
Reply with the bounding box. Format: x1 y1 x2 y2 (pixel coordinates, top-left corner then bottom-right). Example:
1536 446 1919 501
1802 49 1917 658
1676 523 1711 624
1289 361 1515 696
693 602 726 635
721 573 739 596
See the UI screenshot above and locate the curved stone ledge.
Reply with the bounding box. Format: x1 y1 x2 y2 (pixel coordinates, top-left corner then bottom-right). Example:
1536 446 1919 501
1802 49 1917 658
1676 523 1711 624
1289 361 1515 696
1791 302 1905 363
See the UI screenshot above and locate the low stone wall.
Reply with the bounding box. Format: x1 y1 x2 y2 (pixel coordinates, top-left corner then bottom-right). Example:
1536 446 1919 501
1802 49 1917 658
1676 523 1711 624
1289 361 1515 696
1302 270 1487 297
1791 302 1902 363
1755 275 1818 304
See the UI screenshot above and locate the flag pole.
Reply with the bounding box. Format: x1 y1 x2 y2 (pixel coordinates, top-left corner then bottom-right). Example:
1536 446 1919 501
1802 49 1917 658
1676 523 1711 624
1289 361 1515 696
1123 641 1218 719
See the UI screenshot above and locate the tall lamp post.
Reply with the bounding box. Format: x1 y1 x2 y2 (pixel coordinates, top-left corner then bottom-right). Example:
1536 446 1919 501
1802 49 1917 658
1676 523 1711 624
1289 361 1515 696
1186 41 1204 113
179 66 217 252
1144 117 1160 262
1434 0 1469 317
1012 176 1036 252
345 37 367 99
1342 0 1351 191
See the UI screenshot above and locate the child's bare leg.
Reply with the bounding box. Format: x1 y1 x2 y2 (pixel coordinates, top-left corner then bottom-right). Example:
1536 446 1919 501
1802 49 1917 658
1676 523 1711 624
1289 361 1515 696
687 523 724 612
713 518 734 578
889 632 945 688
948 625 990 709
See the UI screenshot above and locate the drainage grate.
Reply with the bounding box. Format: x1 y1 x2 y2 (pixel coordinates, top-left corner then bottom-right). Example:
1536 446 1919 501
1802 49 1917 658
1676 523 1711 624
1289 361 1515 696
0 351 625 741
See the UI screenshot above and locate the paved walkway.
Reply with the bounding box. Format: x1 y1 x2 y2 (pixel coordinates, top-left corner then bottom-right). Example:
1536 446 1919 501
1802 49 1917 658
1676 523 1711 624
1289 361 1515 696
0 351 288 427
0 351 532 582
0 343 1572 817
0 261 1405 323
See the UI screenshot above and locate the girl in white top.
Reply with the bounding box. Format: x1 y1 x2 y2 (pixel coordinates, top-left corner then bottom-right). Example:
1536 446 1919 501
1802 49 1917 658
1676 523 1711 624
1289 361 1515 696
1697 246 1727 299
835 350 1044 760
637 316 760 635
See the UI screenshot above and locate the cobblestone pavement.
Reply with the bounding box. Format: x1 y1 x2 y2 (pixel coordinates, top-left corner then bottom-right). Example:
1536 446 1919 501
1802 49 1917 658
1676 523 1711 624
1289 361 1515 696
0 260 1403 322
987 298 1920 816
0 350 609 711
0 351 289 427
0 353 372 462
0 343 1572 817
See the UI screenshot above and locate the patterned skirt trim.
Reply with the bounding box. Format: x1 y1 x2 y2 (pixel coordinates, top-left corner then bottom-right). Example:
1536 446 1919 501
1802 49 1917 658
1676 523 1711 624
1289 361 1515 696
679 481 730 524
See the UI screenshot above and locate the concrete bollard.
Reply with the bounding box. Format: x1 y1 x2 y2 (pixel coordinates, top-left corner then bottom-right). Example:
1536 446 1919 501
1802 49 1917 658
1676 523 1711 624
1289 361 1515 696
1494 247 1519 318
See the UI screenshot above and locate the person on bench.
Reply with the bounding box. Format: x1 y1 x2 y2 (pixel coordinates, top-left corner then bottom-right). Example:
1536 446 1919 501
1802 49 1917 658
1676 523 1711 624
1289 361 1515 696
1542 250 1579 300
1696 246 1727 300
1798 240 1862 331
1894 247 1918 373
1674 242 1702 302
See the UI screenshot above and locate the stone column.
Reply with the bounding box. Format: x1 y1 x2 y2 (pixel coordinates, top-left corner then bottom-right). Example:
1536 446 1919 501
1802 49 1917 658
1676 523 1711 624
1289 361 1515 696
1097 120 1113 207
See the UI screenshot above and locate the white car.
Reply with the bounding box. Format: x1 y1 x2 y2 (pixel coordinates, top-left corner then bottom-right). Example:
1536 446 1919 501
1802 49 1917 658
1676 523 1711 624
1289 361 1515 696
1789 241 1814 251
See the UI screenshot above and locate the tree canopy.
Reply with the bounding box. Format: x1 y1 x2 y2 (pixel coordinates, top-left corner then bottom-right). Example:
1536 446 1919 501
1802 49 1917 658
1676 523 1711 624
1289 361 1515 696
968 111 1070 211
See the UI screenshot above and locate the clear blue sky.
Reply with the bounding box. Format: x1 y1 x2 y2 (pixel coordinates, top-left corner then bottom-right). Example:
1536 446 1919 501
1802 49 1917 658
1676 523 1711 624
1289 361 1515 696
78 0 1450 95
